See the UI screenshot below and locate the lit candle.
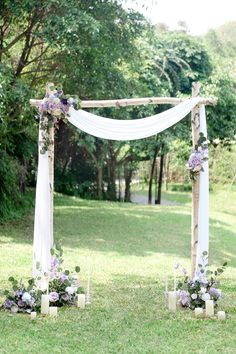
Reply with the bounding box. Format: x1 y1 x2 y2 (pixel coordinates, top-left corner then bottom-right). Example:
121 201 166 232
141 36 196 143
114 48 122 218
205 300 214 317
30 311 37 320
77 294 86 309
49 307 58 317
86 272 91 305
41 294 50 315
168 291 176 311
217 311 226 320
195 307 204 318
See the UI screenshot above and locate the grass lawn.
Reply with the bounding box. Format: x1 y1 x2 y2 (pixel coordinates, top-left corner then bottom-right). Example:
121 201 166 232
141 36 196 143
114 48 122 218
0 186 236 353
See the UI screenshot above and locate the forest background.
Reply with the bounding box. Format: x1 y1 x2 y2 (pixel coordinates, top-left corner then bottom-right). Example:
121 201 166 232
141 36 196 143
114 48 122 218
1 0 236 220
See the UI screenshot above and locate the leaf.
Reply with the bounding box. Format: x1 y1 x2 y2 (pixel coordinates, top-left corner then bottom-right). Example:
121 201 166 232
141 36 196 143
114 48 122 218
8 277 14 282
202 251 208 256
64 270 70 275
55 243 62 251
75 266 80 273
50 248 55 255
223 262 227 267
217 268 223 273
36 261 41 270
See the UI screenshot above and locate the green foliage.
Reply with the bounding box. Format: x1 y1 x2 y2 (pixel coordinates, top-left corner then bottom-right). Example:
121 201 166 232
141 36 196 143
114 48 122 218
201 69 236 141
0 0 235 210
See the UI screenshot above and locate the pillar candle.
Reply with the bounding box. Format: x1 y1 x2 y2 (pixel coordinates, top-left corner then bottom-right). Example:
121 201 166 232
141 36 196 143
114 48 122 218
217 311 226 320
195 307 204 318
86 273 91 305
77 294 86 309
205 300 214 317
41 294 50 315
168 291 176 311
49 306 58 317
30 311 37 320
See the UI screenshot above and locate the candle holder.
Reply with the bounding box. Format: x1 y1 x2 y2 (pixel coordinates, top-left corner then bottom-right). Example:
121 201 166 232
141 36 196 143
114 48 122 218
168 291 177 311
85 291 91 305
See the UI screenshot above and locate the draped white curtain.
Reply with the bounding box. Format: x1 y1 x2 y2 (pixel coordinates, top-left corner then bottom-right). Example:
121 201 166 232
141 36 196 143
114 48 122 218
33 123 53 276
196 105 209 269
33 97 209 275
68 97 201 140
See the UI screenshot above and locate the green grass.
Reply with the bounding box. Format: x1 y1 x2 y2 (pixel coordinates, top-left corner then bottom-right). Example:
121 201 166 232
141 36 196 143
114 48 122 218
0 186 236 353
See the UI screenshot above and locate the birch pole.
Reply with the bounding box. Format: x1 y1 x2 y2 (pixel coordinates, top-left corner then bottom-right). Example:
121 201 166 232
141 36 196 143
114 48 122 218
45 83 55 245
191 82 201 278
48 124 54 242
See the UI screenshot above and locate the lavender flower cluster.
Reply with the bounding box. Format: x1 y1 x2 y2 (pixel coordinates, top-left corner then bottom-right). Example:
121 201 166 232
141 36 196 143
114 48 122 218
186 146 208 178
186 133 208 180
39 89 78 117
2 244 83 314
45 253 81 307
176 252 227 310
2 278 40 314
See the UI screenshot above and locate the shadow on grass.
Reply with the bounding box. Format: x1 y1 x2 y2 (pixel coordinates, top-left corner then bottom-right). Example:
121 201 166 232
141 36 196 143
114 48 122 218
0 193 236 267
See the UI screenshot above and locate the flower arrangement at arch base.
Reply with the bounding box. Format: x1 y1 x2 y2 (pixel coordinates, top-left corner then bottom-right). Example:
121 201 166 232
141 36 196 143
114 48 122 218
1 243 86 315
176 252 227 311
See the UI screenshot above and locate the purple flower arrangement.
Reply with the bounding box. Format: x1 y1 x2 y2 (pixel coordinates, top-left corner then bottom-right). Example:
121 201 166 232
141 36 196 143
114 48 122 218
186 133 208 180
2 277 42 313
1 243 83 314
43 243 83 307
176 252 227 310
39 88 79 118
38 84 80 154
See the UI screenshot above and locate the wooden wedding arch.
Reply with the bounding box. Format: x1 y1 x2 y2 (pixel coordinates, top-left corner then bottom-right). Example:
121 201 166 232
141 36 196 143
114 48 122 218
30 82 216 277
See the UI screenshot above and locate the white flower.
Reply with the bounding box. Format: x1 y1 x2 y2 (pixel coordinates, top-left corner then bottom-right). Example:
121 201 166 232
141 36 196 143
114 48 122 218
22 292 31 302
68 97 75 104
201 293 210 302
65 286 77 295
200 287 206 294
191 293 198 300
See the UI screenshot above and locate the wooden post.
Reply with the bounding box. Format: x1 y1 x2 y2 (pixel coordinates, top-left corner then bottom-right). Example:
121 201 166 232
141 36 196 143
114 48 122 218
46 83 55 245
48 125 54 242
191 82 201 278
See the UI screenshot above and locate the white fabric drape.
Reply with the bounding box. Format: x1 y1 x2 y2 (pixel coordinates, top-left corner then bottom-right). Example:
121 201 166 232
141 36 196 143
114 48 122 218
196 105 209 268
68 97 201 140
32 121 52 276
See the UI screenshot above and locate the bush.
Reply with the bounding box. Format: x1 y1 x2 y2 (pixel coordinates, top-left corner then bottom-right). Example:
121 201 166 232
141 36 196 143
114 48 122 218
0 151 33 221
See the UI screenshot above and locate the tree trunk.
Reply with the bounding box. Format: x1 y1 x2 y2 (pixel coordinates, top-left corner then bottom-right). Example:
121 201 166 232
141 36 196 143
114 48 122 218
107 158 117 201
148 146 159 204
97 165 103 200
154 158 158 202
118 168 122 202
124 164 133 202
165 153 170 191
156 148 164 205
